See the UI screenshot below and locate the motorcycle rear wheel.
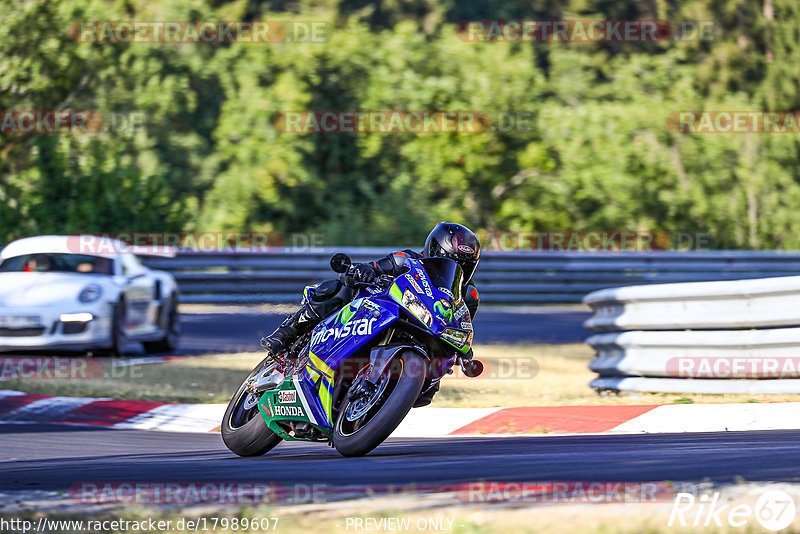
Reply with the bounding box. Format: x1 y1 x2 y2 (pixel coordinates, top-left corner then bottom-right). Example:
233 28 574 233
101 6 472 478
221 357 282 457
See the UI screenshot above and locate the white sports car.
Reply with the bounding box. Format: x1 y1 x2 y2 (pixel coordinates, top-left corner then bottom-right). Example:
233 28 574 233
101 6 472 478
0 235 180 355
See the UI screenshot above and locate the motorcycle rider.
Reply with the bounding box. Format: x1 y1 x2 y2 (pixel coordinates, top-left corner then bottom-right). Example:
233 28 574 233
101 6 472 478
260 222 482 381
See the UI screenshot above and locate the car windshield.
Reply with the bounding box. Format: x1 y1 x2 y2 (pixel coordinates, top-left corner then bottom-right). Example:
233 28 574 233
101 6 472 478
0 253 114 275
419 257 463 303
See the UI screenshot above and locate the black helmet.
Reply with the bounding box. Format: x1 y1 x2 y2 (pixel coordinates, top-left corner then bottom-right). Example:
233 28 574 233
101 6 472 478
423 222 481 284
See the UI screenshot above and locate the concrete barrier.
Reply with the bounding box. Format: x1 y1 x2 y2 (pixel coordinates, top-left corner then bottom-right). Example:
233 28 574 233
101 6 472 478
584 275 800 393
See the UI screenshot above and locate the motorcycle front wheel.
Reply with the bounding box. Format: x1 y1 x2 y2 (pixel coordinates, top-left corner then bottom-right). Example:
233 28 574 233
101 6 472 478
332 350 426 457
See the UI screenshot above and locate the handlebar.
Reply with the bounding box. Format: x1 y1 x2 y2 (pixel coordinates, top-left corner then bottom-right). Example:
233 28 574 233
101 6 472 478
331 253 393 289
339 268 394 289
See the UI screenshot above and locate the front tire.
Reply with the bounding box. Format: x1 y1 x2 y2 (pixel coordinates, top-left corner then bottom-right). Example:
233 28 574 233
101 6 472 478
333 350 426 457
143 295 180 354
221 357 282 457
95 300 127 357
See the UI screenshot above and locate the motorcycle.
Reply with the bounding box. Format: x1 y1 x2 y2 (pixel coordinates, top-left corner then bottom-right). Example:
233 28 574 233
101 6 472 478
221 253 483 457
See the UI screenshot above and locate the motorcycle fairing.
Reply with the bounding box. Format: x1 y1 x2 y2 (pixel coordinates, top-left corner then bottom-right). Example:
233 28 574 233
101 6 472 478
257 376 329 440
259 296 401 433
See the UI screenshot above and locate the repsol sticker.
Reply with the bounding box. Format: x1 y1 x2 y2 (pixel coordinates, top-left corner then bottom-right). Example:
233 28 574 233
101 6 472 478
405 273 423 294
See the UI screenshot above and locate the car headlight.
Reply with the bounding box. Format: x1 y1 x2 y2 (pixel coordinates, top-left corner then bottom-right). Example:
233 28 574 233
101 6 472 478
78 284 103 303
441 328 468 348
60 312 94 322
402 289 433 329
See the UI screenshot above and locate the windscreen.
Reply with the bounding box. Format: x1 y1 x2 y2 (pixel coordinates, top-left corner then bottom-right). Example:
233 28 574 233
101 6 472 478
0 253 114 275
419 257 463 303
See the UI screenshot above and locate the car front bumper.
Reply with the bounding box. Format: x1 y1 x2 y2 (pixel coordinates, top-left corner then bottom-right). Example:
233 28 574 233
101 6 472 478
0 306 113 352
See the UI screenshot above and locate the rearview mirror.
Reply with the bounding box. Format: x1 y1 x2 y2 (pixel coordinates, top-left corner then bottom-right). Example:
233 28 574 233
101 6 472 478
330 253 352 273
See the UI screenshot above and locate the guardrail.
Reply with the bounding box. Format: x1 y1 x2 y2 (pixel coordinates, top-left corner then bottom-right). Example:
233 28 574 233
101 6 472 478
583 274 800 394
3 243 800 305
141 249 800 305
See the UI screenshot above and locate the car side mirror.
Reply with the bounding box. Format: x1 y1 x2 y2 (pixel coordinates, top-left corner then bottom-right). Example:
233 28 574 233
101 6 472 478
330 253 352 273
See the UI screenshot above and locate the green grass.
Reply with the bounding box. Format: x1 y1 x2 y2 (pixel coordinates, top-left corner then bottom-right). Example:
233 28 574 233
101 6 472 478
0 354 263 403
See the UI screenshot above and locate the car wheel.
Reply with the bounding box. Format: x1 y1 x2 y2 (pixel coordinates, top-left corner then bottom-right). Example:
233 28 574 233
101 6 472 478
143 295 180 354
105 300 127 357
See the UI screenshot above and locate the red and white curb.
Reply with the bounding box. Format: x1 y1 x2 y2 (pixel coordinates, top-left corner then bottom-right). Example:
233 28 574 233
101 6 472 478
2 390 800 436
0 390 224 433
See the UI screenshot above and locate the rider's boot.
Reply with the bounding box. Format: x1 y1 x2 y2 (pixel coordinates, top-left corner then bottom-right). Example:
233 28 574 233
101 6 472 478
260 303 320 359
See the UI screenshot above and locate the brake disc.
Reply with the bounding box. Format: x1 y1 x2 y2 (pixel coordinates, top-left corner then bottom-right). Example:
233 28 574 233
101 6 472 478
345 373 390 421
242 391 260 410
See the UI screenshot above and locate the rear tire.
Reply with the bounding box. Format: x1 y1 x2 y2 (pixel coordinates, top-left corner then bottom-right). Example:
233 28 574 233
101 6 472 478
333 351 426 457
221 357 282 457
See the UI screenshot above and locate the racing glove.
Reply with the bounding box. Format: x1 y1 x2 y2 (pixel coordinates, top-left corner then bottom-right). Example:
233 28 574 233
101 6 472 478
344 263 377 286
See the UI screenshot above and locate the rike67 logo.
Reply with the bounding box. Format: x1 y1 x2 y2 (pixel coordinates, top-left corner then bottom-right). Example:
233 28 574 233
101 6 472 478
669 490 796 531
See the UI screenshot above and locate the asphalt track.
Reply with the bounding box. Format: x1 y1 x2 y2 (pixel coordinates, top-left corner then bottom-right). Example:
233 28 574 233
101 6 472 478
9 312 794 497
1 425 799 490
177 311 591 355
